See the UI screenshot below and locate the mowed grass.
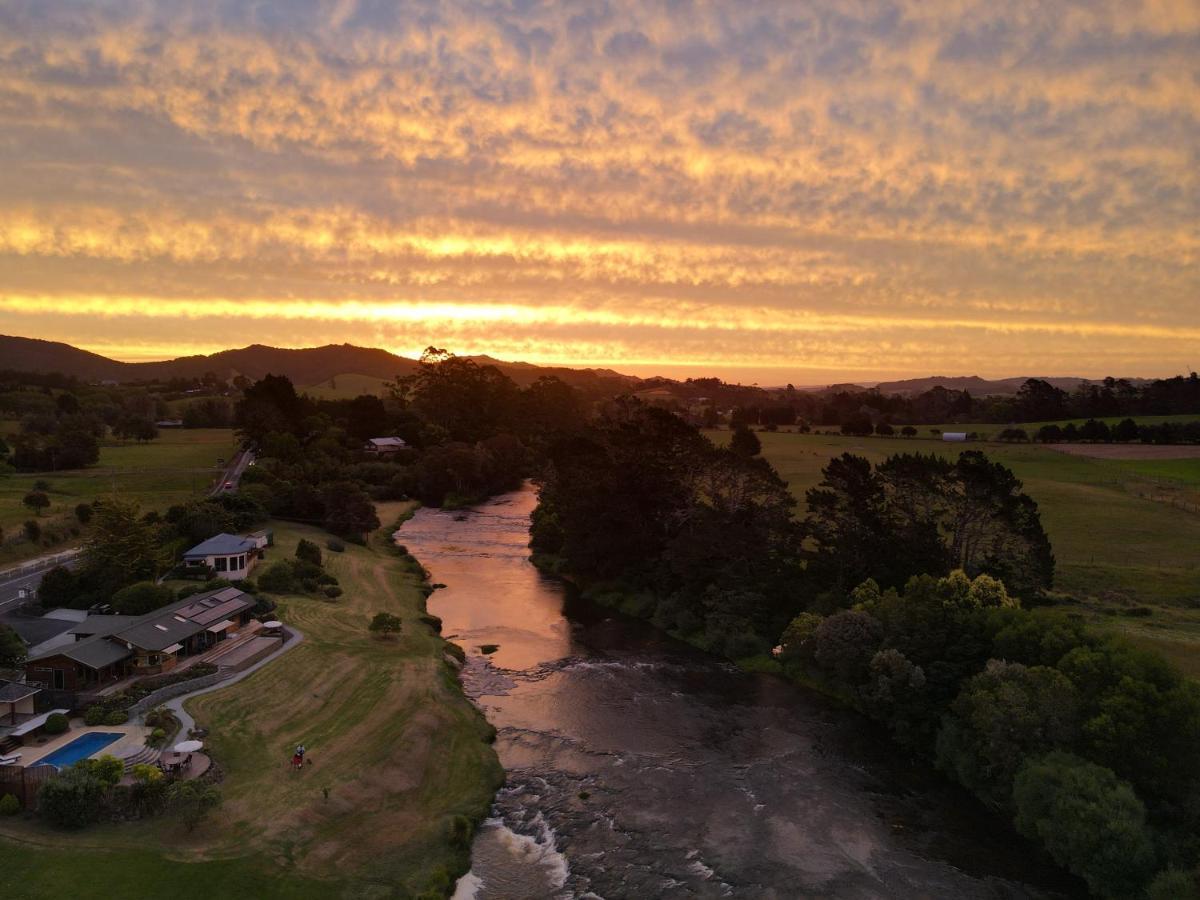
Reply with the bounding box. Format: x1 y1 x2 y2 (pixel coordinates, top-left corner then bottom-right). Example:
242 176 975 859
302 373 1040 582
0 503 503 898
0 428 239 567
725 430 1200 674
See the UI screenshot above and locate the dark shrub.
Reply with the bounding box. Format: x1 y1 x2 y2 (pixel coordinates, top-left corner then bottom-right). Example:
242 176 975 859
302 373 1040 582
295 538 322 567
326 539 345 553
323 586 343 599
38 766 108 828
74 502 93 524
83 706 107 727
257 560 297 593
104 710 128 726
43 712 69 735
0 793 19 816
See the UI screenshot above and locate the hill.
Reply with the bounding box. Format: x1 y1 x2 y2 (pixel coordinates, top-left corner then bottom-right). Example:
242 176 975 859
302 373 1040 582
0 335 637 396
866 375 1149 396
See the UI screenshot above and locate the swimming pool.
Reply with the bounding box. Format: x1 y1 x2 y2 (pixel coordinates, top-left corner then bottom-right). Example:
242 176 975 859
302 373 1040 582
35 731 125 770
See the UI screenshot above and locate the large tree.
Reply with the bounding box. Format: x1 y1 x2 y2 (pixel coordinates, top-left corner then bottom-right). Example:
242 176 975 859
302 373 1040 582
805 451 1054 599
81 499 164 599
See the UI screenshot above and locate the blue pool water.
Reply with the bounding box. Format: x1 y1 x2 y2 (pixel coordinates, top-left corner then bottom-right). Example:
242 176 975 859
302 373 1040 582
36 731 125 769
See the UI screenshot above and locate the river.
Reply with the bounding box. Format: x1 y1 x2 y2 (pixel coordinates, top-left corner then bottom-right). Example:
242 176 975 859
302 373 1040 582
398 485 1079 900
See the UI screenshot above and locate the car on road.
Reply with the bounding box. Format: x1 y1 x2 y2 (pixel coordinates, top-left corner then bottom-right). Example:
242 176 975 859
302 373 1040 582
223 481 234 490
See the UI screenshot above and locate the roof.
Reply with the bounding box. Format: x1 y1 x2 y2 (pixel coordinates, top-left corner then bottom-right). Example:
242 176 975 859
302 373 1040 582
176 587 254 627
118 613 205 652
183 533 256 558
36 636 133 670
0 680 39 703
366 437 407 447
28 586 254 664
69 615 139 638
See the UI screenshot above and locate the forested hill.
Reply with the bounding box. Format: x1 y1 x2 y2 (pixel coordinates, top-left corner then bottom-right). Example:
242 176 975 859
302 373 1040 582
0 335 638 396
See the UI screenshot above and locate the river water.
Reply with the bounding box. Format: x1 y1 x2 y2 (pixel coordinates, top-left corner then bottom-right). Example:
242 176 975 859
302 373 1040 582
399 485 1078 900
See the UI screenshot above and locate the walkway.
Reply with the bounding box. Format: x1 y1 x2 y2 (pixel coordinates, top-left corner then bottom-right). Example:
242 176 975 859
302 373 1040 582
162 625 304 736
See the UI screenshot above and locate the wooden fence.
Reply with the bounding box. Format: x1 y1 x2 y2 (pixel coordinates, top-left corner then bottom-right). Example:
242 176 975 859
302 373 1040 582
0 763 56 810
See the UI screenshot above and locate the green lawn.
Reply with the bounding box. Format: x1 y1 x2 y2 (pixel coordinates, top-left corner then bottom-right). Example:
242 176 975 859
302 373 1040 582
728 430 1200 675
0 428 240 567
0 503 502 897
0 844 335 899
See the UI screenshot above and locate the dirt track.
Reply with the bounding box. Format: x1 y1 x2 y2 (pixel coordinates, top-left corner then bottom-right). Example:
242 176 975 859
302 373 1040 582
1047 443 1200 459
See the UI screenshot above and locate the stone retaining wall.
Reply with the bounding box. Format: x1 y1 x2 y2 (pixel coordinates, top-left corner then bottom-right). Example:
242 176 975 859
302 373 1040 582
129 671 231 720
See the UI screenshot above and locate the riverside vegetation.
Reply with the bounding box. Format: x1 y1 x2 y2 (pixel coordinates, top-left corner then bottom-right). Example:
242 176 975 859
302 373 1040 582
531 402 1200 899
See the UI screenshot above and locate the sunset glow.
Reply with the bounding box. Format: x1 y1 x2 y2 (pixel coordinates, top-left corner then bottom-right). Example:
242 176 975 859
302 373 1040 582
1 1 1197 381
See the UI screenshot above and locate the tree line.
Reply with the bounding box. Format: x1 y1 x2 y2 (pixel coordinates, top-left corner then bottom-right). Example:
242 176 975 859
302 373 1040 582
530 405 1200 899
730 374 1200 430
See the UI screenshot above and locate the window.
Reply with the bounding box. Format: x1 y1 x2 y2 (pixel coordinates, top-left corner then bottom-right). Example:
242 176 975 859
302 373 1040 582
53 670 65 689
237 554 245 570
214 556 228 572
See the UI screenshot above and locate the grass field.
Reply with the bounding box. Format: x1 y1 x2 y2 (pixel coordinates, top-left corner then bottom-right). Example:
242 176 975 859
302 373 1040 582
909 412 1200 440
724 430 1200 675
303 374 392 401
0 503 503 898
0 428 240 568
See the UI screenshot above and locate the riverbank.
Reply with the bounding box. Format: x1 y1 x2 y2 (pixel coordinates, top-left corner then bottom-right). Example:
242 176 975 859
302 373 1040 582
0 501 503 898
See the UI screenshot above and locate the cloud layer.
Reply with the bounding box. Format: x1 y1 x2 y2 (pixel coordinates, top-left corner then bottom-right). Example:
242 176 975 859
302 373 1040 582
0 0 1197 380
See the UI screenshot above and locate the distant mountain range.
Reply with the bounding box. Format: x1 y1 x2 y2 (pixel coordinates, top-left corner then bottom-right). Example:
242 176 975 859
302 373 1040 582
0 335 639 396
853 375 1146 397
0 334 1148 399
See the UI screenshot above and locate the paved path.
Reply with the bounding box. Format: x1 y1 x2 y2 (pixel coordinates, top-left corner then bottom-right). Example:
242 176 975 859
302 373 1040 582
162 625 304 735
0 549 83 615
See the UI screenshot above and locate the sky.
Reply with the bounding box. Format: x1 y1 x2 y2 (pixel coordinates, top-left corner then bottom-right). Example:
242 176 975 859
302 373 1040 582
0 1 1197 384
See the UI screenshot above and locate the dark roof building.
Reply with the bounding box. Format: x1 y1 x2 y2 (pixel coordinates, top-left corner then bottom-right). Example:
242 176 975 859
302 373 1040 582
25 587 257 693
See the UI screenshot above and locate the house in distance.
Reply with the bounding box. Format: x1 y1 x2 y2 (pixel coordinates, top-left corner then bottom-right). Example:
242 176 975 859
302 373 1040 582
182 533 260 581
363 436 408 456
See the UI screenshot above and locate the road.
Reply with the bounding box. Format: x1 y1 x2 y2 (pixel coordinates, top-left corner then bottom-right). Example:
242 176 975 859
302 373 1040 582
210 447 254 496
0 549 82 616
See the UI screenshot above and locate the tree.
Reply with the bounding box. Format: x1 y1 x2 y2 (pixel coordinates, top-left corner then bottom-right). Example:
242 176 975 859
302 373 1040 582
369 611 402 638
81 500 164 599
22 490 50 516
74 502 93 524
111 581 174 615
391 348 520 443
1012 752 1155 899
874 422 895 437
1113 418 1139 443
935 660 1080 805
168 780 222 832
295 538 323 567
1015 379 1069 422
23 520 40 543
729 424 761 457
811 610 883 685
320 480 380 541
36 566 78 609
0 624 26 667
840 413 873 436
900 426 917 437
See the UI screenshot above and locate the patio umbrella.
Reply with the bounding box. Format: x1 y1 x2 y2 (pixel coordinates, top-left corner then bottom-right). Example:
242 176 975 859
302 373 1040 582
263 620 283 628
174 740 203 753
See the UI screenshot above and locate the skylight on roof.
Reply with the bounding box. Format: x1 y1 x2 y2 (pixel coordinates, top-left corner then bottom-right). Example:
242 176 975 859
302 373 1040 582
155 624 168 631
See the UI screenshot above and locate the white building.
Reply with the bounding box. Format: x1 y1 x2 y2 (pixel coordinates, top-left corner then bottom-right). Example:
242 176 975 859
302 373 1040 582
182 533 259 580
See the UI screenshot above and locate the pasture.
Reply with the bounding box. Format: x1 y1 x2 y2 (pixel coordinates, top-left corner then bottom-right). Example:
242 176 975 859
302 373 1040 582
0 428 239 567
729 430 1200 675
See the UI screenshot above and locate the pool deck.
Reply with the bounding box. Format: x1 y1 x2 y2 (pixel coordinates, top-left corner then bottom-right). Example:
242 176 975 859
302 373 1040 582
17 721 151 767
